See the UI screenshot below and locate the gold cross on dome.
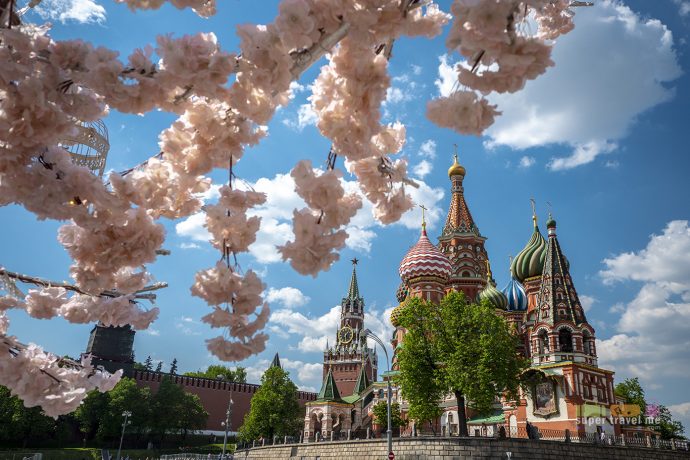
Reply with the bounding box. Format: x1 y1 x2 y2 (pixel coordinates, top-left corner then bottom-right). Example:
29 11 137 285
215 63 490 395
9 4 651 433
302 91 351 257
419 204 428 228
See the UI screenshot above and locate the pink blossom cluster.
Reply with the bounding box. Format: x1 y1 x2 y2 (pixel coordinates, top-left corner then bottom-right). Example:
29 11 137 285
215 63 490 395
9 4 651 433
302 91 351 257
279 160 362 276
0 336 121 418
204 186 267 253
116 0 217 19
191 263 269 361
428 0 575 135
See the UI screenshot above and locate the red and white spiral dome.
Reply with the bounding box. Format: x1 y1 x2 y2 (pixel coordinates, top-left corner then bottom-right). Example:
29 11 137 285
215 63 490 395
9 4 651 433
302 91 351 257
399 228 452 283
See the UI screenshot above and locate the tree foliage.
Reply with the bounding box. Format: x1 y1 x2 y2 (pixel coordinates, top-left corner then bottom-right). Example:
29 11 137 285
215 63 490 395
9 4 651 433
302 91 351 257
615 377 685 439
397 292 528 436
238 366 301 441
371 400 404 430
169 358 178 374
184 364 247 383
615 377 647 425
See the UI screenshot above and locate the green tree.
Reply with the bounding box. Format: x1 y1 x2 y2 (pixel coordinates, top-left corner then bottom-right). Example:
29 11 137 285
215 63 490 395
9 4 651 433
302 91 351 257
169 358 178 374
98 378 151 441
148 377 207 442
155 361 163 372
656 405 685 440
144 355 153 371
615 377 647 424
75 389 111 442
371 401 404 432
397 292 528 437
0 386 57 447
238 366 301 441
184 364 247 383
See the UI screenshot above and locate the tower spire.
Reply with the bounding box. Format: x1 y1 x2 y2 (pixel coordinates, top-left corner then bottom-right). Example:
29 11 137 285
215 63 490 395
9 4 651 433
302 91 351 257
530 198 537 228
347 258 360 300
419 204 428 233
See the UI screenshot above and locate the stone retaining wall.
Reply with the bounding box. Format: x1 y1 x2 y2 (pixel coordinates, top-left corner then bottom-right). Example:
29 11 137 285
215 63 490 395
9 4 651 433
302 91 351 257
235 437 690 459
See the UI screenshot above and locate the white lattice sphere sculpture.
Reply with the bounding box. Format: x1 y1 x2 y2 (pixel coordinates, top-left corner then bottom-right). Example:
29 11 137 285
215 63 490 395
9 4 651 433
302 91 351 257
60 119 110 177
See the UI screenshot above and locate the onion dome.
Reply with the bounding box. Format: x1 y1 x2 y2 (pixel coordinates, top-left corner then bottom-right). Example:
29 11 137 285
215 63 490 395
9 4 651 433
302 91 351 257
396 282 409 303
399 227 452 283
448 153 466 177
502 276 527 311
511 214 547 282
477 262 508 310
390 302 407 327
546 213 556 229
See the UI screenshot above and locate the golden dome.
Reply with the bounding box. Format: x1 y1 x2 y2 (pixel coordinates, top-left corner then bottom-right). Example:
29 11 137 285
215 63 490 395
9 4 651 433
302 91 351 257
448 153 466 177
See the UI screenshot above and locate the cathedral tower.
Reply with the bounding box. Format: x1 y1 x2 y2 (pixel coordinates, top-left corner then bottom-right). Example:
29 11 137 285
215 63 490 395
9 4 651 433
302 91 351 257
438 150 489 300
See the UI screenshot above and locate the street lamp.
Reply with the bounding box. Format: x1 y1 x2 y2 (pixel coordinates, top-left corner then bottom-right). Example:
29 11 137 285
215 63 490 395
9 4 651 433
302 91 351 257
361 328 393 458
116 411 131 460
221 397 234 459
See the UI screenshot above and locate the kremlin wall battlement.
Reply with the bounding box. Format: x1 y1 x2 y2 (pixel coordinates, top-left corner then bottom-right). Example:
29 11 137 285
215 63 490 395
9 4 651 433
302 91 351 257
133 370 317 432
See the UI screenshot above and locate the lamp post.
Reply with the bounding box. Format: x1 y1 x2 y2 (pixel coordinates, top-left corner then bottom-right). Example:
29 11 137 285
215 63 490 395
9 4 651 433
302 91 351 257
116 411 131 460
361 328 392 458
222 397 234 459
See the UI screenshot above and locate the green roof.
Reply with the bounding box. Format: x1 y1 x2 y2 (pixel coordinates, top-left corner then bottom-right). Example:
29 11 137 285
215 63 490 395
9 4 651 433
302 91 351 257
347 264 360 300
342 394 361 404
316 368 343 402
467 413 505 425
353 365 370 395
381 370 400 378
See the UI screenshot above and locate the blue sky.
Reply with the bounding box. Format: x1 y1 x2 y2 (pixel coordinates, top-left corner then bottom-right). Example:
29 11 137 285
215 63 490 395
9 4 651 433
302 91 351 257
4 0 690 430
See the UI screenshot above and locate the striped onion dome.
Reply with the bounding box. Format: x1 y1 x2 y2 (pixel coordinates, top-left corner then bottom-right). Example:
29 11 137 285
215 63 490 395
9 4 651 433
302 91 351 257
477 265 508 310
396 282 409 303
510 217 547 282
399 227 452 283
502 276 527 311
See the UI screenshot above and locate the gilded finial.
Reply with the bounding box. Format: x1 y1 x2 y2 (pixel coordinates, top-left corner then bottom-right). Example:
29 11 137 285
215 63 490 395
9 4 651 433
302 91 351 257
485 259 492 281
419 204 428 230
508 255 513 275
530 198 537 227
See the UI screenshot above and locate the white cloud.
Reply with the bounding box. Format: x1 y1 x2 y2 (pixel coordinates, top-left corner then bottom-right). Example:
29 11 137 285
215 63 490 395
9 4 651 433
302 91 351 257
435 54 458 98
245 357 323 391
518 156 535 169
265 287 311 309
144 329 160 336
418 140 437 159
672 0 690 16
282 103 318 131
478 0 682 169
176 170 445 263
34 0 106 23
597 221 690 385
412 160 433 179
288 81 306 99
269 305 341 353
179 242 201 250
385 87 413 105
579 295 596 312
175 316 201 336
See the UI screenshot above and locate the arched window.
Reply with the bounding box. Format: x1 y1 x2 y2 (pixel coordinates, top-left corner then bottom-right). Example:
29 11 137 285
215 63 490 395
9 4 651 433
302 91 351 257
462 271 471 278
538 330 549 354
583 331 593 355
559 328 573 352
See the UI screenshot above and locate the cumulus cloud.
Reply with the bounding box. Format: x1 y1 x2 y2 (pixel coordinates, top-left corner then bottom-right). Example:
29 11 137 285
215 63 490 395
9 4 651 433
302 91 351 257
34 0 106 23
579 295 596 313
434 1 681 170
518 156 535 169
412 160 433 179
282 104 318 131
418 140 437 159
597 221 690 385
265 287 310 309
269 305 341 353
176 171 445 264
245 357 322 391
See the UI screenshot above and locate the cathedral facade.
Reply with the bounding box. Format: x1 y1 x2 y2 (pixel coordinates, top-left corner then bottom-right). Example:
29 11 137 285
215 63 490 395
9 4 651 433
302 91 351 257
305 152 619 440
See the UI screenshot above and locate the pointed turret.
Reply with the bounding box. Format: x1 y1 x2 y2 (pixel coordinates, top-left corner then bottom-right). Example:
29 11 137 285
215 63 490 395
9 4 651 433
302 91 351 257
316 368 343 402
535 215 588 326
353 363 370 395
442 150 479 236
270 352 281 369
347 258 360 300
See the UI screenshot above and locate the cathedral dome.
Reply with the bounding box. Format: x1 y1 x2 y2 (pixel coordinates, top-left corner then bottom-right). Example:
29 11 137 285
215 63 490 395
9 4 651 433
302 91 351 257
390 301 407 327
502 277 527 311
395 282 409 303
399 228 452 283
511 218 547 282
478 282 508 310
448 153 466 178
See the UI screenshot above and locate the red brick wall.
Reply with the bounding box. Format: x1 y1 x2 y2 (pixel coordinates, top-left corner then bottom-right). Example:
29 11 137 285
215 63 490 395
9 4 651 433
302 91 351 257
133 370 317 431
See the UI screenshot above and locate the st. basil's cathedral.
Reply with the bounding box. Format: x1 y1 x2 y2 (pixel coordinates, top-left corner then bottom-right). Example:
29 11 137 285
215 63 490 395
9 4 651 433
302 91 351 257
303 151 620 440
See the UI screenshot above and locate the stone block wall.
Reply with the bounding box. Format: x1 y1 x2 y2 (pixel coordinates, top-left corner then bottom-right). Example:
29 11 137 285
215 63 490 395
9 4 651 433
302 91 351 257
236 437 690 460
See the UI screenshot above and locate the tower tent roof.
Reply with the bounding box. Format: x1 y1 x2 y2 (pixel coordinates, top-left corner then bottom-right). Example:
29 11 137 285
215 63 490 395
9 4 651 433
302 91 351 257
353 363 371 395
316 368 344 402
535 217 589 327
270 352 281 369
